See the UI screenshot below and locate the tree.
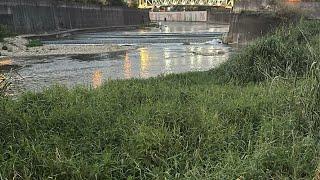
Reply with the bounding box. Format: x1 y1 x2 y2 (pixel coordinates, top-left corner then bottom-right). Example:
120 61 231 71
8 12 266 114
61 0 127 6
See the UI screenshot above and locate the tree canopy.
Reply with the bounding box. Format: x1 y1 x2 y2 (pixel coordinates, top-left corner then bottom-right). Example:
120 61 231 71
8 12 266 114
61 0 127 6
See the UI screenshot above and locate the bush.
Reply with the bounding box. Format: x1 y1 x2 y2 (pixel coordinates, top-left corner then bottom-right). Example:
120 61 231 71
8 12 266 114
63 0 127 6
26 39 43 47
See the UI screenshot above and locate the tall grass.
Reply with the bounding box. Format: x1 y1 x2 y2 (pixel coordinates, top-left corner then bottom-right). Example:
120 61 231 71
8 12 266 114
0 21 320 179
213 20 320 83
0 74 11 97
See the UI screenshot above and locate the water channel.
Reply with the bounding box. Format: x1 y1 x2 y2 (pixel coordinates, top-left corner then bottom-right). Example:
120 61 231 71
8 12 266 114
7 22 232 93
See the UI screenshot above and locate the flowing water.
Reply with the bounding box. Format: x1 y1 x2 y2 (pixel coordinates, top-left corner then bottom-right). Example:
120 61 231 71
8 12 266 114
4 22 232 93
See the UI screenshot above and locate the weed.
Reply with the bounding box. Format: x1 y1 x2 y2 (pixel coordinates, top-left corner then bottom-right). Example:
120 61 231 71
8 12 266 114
26 39 43 47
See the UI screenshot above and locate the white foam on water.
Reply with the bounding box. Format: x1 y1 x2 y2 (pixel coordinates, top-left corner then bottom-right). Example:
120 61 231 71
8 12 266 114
204 39 223 45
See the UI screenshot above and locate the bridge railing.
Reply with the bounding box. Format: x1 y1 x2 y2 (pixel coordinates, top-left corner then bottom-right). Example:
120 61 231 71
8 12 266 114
138 0 234 9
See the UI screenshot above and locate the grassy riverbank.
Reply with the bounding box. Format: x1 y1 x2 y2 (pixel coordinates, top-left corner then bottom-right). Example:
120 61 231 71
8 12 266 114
1 21 320 179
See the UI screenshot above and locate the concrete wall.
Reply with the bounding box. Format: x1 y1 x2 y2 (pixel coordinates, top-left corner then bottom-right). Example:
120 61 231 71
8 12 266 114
0 0 149 34
233 0 269 12
226 13 283 44
149 11 207 22
228 1 320 44
207 10 232 24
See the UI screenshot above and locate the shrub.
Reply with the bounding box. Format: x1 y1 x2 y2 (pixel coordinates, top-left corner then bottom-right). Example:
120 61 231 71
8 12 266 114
26 39 43 47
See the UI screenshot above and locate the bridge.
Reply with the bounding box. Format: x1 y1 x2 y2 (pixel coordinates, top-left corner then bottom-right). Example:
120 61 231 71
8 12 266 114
138 0 234 9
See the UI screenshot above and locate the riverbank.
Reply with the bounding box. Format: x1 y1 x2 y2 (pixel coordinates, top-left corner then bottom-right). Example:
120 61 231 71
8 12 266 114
0 36 136 57
1 20 320 179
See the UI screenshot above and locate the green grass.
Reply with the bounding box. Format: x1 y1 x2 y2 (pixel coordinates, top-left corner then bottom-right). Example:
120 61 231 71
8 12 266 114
213 20 320 84
26 39 43 47
0 21 320 179
0 75 10 97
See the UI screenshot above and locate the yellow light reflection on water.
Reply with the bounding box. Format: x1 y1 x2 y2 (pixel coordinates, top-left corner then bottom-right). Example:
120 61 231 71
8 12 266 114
124 52 132 79
92 70 102 88
139 48 150 78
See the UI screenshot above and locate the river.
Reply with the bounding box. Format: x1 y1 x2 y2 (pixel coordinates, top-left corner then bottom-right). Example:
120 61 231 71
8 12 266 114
8 22 231 93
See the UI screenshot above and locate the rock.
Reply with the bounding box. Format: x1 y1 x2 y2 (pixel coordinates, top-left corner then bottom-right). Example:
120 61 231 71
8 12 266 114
2 46 8 50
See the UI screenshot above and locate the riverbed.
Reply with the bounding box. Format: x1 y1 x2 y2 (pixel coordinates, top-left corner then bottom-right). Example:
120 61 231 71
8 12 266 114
3 22 232 94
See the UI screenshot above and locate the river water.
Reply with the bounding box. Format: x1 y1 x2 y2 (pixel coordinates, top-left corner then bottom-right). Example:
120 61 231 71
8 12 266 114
8 22 231 93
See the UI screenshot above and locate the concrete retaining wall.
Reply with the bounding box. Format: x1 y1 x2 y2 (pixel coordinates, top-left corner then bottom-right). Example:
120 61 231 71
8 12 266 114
207 10 232 24
226 13 283 44
228 1 320 44
0 0 149 34
233 0 269 12
149 11 207 22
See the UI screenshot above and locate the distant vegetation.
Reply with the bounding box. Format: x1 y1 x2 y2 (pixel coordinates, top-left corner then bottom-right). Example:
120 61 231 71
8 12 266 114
62 0 127 6
1 20 320 179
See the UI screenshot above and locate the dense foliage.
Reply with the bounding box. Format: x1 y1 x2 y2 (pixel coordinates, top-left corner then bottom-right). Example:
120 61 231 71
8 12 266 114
61 0 127 6
0 20 320 179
